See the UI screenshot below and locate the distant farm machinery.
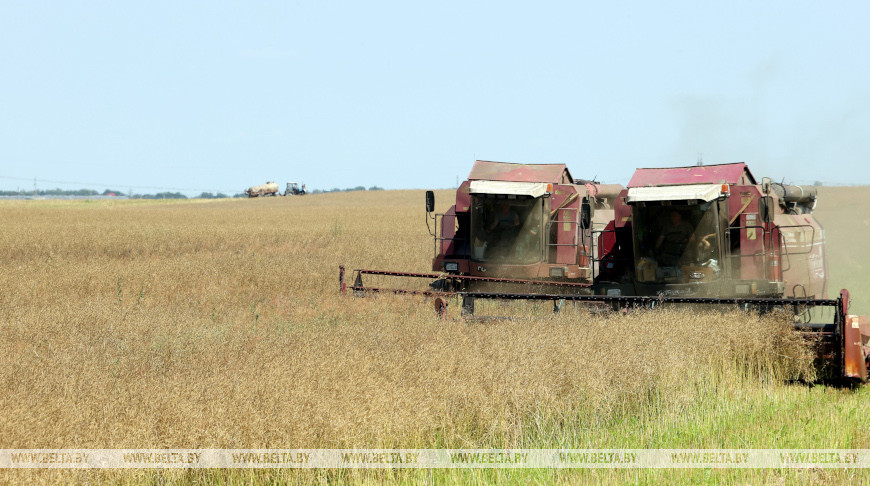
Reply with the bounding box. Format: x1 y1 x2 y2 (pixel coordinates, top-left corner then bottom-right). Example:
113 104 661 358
342 160 870 382
244 181 306 197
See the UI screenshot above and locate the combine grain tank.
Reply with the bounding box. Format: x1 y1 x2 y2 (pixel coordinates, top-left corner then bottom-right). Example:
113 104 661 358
245 181 279 198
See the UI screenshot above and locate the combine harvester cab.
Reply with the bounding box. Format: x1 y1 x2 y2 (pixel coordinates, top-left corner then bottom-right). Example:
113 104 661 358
430 160 625 292
615 162 823 298
614 162 869 381
342 160 626 314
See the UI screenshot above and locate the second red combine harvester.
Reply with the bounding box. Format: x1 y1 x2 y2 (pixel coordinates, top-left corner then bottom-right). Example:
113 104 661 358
615 162 824 299
343 159 870 382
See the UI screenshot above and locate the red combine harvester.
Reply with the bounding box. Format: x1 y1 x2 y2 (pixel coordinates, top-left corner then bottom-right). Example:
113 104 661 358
615 163 823 298
342 160 870 381
431 160 625 287
342 160 625 313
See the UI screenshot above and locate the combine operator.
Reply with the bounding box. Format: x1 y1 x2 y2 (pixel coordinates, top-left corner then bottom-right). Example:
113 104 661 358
654 210 695 266
488 203 520 235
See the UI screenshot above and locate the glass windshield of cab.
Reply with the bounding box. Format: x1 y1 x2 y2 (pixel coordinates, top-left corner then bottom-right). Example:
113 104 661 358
632 201 722 283
469 195 544 264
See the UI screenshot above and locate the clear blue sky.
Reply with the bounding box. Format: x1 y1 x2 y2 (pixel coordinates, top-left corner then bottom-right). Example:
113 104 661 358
1 1 868 195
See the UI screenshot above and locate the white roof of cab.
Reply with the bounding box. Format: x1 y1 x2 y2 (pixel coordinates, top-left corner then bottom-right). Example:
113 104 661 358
626 184 723 203
469 180 551 198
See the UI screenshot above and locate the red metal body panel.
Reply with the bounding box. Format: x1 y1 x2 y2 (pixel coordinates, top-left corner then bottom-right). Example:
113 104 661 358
455 181 471 212
628 163 756 187
440 207 457 256
468 160 572 183
844 315 868 381
432 255 470 273
614 189 631 228
598 221 617 259
549 186 569 211
728 186 765 280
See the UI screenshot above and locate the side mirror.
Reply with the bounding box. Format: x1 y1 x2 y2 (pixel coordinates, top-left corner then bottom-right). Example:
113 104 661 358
425 190 435 213
580 200 593 228
759 196 774 223
762 177 771 195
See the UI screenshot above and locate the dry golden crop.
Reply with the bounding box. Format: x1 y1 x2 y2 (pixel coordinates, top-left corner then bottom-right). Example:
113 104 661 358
0 189 868 484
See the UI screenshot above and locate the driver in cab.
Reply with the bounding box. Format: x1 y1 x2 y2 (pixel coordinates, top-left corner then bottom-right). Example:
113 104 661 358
488 203 520 236
655 210 694 266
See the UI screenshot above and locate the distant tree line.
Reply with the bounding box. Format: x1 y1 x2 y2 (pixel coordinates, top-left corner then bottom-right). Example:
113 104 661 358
1 186 386 198
195 192 232 199
0 188 234 199
0 188 113 197
309 186 383 194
